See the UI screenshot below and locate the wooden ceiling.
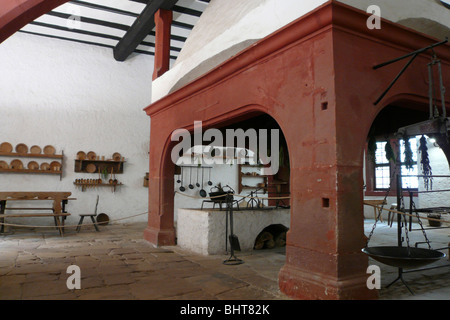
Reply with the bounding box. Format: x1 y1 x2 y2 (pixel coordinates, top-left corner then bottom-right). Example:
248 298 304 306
18 0 210 61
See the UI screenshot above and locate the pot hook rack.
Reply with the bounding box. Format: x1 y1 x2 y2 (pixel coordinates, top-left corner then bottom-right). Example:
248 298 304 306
373 37 448 107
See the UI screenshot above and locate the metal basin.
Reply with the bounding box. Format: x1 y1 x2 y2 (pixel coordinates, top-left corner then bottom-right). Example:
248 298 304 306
362 246 446 269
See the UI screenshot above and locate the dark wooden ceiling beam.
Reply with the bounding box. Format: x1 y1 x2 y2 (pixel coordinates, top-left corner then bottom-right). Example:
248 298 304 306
45 11 187 42
113 0 178 61
19 30 181 59
28 20 181 52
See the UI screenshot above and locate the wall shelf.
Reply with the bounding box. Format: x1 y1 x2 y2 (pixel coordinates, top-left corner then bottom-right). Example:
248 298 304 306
0 150 64 180
238 164 268 193
0 152 63 159
74 181 123 192
74 159 125 174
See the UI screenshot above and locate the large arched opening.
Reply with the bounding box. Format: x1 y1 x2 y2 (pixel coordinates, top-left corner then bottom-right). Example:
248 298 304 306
145 109 292 254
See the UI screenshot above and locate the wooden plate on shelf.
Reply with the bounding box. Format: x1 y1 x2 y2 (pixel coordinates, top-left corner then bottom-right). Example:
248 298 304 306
50 161 61 171
27 161 39 170
10 159 23 169
0 142 13 153
77 151 86 160
0 161 8 169
43 145 56 155
86 163 96 173
30 145 41 154
112 152 121 161
15 143 28 154
40 162 50 171
87 151 96 160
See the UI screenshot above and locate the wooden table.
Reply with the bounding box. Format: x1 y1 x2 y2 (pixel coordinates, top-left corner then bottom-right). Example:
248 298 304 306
364 199 387 222
0 192 75 236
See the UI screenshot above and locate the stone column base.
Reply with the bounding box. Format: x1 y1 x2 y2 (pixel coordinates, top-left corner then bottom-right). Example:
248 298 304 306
143 226 176 246
279 264 378 300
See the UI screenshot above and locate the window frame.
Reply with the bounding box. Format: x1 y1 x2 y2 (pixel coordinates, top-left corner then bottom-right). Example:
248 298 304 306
365 137 419 197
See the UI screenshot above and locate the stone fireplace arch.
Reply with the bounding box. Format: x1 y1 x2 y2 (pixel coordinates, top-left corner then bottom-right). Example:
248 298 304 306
143 105 291 247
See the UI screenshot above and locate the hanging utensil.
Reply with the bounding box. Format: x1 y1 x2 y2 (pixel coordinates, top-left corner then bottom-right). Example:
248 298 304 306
189 167 194 189
113 167 117 185
199 167 207 197
196 167 200 187
177 166 182 183
207 167 213 186
109 167 114 185
179 168 186 192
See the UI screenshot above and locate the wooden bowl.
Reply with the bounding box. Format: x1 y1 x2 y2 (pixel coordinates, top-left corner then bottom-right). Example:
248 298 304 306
87 151 96 160
112 152 121 161
10 159 23 169
50 161 61 171
0 160 9 169
86 163 96 173
40 162 50 171
15 143 28 154
43 145 55 155
77 151 86 160
0 142 13 153
96 213 109 225
30 145 42 154
27 161 39 170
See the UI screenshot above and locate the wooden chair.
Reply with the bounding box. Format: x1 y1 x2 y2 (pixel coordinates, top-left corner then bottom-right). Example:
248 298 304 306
76 195 100 232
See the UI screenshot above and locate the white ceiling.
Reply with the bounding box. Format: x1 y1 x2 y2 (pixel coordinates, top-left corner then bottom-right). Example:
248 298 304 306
19 0 210 60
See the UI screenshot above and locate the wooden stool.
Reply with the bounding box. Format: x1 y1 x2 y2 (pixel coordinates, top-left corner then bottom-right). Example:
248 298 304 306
76 195 100 232
388 203 397 227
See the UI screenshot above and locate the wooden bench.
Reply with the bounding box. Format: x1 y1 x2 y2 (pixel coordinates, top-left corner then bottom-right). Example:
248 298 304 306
0 192 74 236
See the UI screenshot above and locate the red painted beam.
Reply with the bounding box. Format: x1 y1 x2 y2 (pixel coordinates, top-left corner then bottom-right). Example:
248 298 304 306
152 9 173 80
0 0 70 43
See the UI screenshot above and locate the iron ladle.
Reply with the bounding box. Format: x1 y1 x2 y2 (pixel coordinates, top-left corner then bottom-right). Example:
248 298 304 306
196 166 200 187
199 167 207 197
207 167 213 186
189 167 194 189
177 166 181 183
179 168 186 192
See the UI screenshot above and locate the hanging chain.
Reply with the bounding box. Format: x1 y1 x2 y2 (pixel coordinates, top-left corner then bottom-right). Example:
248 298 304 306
410 198 432 249
365 149 400 247
402 209 411 255
365 181 392 247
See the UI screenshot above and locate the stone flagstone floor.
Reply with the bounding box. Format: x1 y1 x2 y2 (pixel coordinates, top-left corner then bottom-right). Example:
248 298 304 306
0 222 289 300
0 220 448 300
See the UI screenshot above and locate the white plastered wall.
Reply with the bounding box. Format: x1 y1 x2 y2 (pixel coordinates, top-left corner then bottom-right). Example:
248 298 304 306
0 32 152 227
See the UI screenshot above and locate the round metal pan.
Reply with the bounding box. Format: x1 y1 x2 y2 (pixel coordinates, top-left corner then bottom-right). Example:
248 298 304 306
362 246 445 269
